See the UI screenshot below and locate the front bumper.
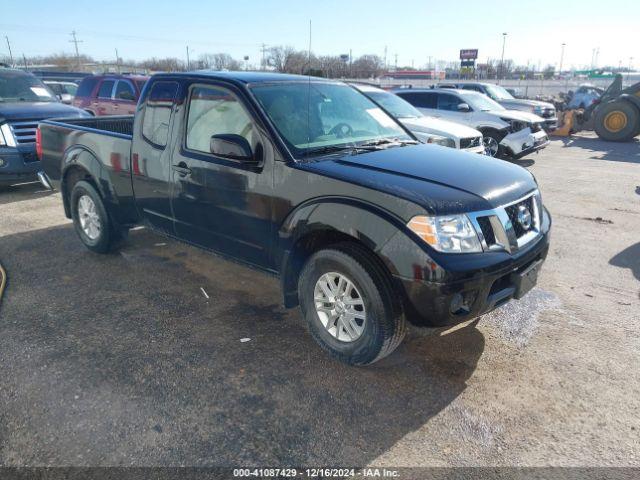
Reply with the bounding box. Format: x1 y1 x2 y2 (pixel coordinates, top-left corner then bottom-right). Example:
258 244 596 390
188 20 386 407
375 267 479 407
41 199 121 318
0 145 40 186
501 128 549 159
464 145 487 155
542 117 558 130
394 215 551 327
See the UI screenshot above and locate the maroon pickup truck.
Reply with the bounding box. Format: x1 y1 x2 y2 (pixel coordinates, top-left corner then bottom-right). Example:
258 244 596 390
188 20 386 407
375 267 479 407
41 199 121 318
73 74 148 116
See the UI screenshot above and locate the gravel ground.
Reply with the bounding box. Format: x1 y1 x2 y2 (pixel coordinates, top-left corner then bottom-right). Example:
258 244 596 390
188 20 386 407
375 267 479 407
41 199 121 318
0 132 638 467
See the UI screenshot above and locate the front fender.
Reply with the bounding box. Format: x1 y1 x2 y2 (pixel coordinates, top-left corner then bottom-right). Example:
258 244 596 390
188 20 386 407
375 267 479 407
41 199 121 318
277 197 439 307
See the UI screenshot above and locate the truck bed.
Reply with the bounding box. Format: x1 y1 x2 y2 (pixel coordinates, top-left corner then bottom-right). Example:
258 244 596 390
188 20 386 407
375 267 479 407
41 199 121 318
39 115 138 227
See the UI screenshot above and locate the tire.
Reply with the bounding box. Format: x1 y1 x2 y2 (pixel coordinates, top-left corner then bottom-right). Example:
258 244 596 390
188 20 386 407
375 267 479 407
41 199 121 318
481 129 505 158
70 180 117 253
594 101 640 142
298 245 406 365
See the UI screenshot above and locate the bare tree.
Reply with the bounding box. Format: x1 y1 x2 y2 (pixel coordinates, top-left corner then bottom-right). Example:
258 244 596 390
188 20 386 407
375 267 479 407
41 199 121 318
199 53 242 71
351 54 385 79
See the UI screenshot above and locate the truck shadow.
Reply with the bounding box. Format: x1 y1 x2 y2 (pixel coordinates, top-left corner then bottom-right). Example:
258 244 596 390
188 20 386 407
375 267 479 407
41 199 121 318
558 135 640 164
0 224 485 466
0 182 56 206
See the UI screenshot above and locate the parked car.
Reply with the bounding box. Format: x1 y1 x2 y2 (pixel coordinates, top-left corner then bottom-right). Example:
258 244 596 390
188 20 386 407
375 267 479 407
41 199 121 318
352 84 485 154
439 82 558 130
394 88 549 159
0 67 88 188
43 81 78 104
39 72 551 365
73 75 149 116
567 84 603 109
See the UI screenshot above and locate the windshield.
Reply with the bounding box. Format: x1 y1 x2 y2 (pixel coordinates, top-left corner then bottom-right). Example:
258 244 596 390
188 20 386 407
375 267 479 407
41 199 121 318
460 91 505 111
0 72 57 102
251 82 412 157
485 84 514 100
364 89 422 119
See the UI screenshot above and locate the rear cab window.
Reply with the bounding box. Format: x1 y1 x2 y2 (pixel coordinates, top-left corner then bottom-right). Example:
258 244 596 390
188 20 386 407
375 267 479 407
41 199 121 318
141 81 179 148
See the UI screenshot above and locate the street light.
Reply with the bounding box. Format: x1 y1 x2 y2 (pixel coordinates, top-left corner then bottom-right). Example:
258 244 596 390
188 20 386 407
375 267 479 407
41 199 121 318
499 32 507 82
558 43 566 78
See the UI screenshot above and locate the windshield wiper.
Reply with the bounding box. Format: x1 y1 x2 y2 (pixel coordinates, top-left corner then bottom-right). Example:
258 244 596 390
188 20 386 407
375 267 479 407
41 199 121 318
359 138 419 148
305 145 361 157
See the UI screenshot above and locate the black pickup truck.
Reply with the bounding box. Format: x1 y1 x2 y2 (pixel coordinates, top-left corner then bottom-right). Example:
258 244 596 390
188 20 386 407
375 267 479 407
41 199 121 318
39 72 551 365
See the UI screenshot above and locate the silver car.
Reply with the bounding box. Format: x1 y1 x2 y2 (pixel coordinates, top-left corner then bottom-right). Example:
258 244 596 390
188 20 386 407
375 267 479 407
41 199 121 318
440 82 558 130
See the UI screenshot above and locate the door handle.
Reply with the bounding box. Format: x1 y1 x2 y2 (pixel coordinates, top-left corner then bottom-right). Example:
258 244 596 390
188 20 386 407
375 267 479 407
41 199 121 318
172 163 192 177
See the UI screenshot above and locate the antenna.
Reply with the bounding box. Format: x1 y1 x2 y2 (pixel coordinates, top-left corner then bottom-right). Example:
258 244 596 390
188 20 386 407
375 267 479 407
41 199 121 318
306 19 312 152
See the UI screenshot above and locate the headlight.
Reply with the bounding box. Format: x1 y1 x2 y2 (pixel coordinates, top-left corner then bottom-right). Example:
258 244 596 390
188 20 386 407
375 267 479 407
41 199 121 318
407 214 482 253
0 123 17 147
426 135 456 148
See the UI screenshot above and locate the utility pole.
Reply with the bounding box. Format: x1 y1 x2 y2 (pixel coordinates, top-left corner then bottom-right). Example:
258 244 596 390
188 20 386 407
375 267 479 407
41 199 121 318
5 36 14 67
260 43 268 70
69 31 83 68
186 46 190 70
22 53 28 69
558 43 565 77
394 53 398 71
383 45 387 70
499 32 507 82
629 57 634 82
594 47 600 69
115 48 120 73
349 48 352 77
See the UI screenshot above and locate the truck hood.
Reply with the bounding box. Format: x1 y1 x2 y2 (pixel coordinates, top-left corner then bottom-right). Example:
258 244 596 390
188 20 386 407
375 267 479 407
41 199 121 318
489 109 546 123
298 144 537 215
0 101 88 121
401 116 482 139
498 98 554 111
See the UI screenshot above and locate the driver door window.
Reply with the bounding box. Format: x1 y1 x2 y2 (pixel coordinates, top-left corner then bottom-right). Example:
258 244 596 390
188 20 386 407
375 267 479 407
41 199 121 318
185 85 259 157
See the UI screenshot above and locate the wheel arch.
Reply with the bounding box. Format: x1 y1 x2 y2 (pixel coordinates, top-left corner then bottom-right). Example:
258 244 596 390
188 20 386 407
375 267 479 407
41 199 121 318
60 147 106 218
277 198 426 309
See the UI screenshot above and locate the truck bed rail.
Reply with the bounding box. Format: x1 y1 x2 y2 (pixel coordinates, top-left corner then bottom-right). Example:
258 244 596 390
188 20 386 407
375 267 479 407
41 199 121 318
42 115 134 137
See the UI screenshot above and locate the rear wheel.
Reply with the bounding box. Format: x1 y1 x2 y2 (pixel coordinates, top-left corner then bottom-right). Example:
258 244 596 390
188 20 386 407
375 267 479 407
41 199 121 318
70 180 118 253
298 245 406 365
594 101 640 141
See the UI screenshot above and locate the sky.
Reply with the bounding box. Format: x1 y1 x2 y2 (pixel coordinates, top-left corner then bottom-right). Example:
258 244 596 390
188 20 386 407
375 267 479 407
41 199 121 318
0 0 636 70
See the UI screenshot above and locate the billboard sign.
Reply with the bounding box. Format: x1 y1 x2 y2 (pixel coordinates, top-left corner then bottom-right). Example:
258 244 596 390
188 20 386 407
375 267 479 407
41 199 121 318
460 49 479 60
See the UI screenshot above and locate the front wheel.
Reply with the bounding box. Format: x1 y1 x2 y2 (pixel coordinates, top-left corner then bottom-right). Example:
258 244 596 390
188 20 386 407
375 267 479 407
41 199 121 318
483 134 502 158
298 246 406 365
70 180 118 253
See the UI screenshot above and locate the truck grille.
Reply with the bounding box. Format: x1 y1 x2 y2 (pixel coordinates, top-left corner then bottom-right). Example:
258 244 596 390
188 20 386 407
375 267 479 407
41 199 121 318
468 192 541 253
505 196 536 238
460 136 482 149
540 108 555 118
476 216 496 245
9 120 40 144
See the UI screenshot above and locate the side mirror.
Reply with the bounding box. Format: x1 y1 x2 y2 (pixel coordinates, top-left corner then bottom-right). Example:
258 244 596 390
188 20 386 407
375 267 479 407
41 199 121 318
60 93 73 104
457 103 471 112
210 134 255 163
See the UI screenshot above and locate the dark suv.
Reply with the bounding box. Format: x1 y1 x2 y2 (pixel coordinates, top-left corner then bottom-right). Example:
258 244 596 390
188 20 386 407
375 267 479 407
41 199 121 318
73 75 149 116
0 67 87 187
